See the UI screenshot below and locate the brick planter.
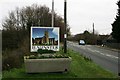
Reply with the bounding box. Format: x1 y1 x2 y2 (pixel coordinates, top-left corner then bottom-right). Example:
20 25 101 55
24 57 72 73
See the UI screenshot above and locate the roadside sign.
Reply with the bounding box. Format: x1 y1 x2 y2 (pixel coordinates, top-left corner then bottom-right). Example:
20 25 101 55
31 27 59 52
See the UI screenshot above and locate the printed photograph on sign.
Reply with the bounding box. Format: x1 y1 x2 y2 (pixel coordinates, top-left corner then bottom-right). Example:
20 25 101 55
31 27 59 52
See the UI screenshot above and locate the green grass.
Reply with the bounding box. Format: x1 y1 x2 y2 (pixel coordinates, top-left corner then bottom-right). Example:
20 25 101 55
2 49 118 79
0 72 2 80
68 49 117 78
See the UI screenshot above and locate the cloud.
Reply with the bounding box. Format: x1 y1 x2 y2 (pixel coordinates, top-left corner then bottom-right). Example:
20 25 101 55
36 36 39 38
52 28 58 36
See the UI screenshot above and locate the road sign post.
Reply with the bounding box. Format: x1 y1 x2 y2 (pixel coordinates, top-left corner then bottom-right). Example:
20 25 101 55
64 0 67 53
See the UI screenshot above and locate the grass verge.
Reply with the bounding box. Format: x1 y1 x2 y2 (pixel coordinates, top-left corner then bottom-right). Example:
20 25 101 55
2 49 118 79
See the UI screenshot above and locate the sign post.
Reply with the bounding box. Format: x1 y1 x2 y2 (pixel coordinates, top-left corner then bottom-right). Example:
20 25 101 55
64 0 67 53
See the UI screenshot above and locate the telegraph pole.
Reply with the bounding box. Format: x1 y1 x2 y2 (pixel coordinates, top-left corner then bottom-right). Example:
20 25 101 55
52 0 54 27
93 23 94 35
16 8 19 30
64 0 67 53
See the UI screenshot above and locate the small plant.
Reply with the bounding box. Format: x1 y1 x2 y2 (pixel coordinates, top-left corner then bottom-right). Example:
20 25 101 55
83 56 92 62
26 54 69 59
37 49 56 55
28 55 37 59
24 49 70 59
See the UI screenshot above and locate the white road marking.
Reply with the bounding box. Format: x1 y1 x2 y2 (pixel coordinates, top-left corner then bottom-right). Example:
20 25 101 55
85 47 118 59
87 48 95 52
99 52 105 55
94 50 100 53
106 54 112 57
106 54 118 59
68 42 118 59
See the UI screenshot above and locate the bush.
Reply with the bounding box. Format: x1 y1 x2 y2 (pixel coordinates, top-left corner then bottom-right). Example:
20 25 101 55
2 30 28 51
2 49 24 71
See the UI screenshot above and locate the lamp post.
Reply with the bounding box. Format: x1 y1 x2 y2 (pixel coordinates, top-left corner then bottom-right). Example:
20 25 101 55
64 0 67 53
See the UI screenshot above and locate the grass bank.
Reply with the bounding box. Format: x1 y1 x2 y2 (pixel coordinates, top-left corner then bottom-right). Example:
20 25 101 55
2 49 118 79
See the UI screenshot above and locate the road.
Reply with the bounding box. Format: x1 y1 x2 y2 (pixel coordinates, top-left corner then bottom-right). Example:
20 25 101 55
67 41 119 74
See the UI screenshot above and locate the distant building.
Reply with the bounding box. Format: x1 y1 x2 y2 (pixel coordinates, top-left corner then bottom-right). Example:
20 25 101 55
97 35 110 45
33 31 58 45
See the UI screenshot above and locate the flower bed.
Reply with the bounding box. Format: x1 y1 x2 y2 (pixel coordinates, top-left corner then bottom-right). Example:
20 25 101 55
24 57 72 73
24 49 72 73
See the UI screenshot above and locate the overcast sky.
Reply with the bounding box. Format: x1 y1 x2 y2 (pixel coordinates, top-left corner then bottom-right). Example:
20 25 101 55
0 0 118 35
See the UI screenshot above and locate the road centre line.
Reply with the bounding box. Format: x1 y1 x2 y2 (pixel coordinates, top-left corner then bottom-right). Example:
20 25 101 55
86 48 118 59
68 43 118 59
94 50 100 53
99 52 105 55
87 48 95 52
106 54 118 59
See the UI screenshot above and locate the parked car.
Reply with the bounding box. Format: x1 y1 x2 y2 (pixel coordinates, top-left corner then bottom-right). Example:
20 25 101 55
79 40 85 45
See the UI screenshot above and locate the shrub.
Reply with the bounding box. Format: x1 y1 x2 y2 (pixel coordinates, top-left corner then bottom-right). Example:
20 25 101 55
2 49 24 71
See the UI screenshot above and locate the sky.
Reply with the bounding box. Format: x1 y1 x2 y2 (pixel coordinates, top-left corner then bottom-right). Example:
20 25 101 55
0 0 118 35
32 27 58 40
